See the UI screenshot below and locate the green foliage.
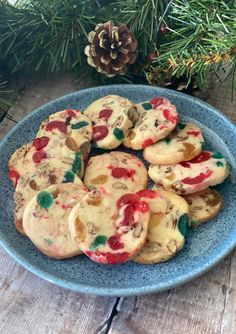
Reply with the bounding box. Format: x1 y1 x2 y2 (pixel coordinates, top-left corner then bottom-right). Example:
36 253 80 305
0 0 235 111
148 0 236 88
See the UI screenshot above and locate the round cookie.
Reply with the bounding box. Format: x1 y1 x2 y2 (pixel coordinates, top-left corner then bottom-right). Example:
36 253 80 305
84 151 148 195
133 189 189 264
143 122 204 165
14 166 83 235
23 183 88 259
183 188 222 227
9 139 85 184
69 188 150 264
123 97 178 150
37 108 92 158
84 95 137 149
148 151 230 194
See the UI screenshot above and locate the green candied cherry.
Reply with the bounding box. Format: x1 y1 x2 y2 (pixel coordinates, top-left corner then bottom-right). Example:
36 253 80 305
72 152 83 177
212 152 224 159
177 122 186 130
63 170 75 183
71 121 89 129
216 161 224 167
178 213 190 238
37 191 54 209
141 102 153 110
90 235 107 251
164 137 172 144
113 127 125 141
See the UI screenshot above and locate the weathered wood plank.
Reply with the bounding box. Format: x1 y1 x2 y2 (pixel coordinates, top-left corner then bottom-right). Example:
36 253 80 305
109 254 232 334
221 249 236 334
0 247 116 334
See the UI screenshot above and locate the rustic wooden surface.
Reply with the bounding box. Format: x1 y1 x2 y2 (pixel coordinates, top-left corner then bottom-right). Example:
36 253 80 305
0 74 235 334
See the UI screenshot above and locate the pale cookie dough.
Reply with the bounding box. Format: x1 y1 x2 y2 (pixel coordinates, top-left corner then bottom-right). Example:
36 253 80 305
149 151 230 194
84 151 148 195
37 108 92 159
133 189 189 264
183 188 222 227
143 122 204 165
69 188 150 264
9 139 85 186
84 95 138 149
14 165 83 235
23 183 88 259
123 97 178 150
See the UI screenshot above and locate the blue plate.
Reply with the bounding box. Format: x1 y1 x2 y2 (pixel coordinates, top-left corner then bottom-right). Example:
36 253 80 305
0 85 236 297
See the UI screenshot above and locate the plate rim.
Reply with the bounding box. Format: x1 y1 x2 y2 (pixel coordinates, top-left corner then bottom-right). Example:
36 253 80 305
0 84 236 297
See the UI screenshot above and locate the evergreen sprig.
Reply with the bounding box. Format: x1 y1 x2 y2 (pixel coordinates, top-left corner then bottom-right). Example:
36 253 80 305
0 0 236 117
147 0 236 88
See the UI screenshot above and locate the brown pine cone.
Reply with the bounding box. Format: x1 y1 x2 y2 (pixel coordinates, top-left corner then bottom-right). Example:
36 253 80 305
84 21 138 77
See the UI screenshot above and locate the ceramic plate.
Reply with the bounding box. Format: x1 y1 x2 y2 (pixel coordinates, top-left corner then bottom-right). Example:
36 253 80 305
0 85 236 297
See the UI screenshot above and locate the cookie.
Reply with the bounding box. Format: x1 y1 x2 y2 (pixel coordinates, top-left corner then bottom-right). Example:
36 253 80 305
14 166 83 235
133 189 189 264
9 139 85 185
69 188 150 264
84 95 137 149
183 188 222 227
149 151 230 194
143 122 204 165
84 151 148 195
37 108 92 158
9 143 32 187
23 183 88 259
123 97 178 150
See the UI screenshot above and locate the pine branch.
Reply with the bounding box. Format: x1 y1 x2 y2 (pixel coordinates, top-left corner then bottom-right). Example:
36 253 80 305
0 0 96 76
146 0 236 89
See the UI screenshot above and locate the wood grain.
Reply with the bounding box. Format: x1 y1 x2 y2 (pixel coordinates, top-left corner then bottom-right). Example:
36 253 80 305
109 253 233 334
0 74 235 334
0 247 116 334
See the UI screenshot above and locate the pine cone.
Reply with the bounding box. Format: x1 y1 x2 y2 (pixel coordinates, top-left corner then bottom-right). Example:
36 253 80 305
84 21 138 77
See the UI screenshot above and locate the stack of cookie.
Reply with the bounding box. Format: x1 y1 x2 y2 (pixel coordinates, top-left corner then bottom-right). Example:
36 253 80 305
9 95 230 264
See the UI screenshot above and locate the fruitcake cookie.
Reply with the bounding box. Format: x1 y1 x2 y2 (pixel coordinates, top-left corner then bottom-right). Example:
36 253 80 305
14 166 83 235
9 139 85 185
23 183 88 259
36 108 92 158
123 97 178 150
84 95 138 149
183 188 222 227
149 151 230 194
143 122 204 165
133 189 189 264
69 188 150 264
84 151 148 195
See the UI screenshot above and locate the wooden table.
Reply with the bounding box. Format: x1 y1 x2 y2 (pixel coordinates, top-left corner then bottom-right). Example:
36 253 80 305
0 75 235 334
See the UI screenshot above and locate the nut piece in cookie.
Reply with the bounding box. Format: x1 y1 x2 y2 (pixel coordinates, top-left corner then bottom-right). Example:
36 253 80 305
69 188 150 264
133 189 189 264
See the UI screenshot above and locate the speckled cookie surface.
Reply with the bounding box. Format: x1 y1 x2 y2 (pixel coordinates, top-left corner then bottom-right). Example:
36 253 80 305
37 108 92 159
133 189 189 264
143 122 204 165
69 188 150 264
149 151 230 194
23 183 88 259
14 169 83 235
84 151 148 195
84 95 137 149
123 97 178 150
9 137 85 184
1 85 236 296
183 188 222 227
